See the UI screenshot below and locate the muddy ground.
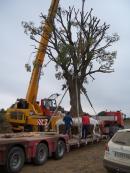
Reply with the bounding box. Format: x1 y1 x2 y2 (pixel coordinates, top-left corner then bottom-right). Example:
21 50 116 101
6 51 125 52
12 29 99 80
21 140 108 173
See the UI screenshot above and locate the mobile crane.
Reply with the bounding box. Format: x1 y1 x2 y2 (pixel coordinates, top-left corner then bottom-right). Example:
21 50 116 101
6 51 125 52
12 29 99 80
6 0 60 132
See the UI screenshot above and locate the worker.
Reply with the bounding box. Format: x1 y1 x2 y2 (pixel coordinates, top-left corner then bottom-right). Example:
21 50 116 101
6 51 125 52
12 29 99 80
81 113 90 142
63 111 73 136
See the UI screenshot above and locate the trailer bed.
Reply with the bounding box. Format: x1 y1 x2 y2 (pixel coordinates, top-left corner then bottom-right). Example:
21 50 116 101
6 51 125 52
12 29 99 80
0 132 64 144
0 131 69 173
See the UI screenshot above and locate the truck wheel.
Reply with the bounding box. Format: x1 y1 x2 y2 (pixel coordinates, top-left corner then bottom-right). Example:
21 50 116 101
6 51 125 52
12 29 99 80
33 143 48 165
54 140 65 160
5 147 25 173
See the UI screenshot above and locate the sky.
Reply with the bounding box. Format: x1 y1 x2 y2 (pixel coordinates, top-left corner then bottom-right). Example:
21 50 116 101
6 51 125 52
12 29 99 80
0 0 130 117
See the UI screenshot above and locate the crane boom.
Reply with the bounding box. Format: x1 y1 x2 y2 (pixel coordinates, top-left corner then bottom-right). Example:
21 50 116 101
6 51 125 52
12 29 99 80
26 0 59 104
6 0 60 132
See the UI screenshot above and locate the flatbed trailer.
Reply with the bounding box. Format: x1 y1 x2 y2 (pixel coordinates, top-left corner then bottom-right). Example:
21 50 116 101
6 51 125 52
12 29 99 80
0 131 101 173
0 132 69 173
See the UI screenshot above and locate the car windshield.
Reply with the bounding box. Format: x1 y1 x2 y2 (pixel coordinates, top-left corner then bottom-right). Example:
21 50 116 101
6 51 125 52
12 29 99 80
112 131 130 146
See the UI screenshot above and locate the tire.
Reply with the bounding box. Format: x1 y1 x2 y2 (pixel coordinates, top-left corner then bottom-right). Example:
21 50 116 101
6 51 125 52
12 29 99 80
54 140 65 160
33 143 48 165
5 147 25 173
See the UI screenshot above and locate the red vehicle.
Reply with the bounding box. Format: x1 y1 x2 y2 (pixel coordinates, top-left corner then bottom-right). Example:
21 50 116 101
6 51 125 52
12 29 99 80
0 131 99 173
0 132 68 173
96 111 124 135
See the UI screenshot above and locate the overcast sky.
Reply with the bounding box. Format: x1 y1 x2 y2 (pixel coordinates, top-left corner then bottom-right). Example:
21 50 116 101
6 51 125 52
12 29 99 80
0 0 130 117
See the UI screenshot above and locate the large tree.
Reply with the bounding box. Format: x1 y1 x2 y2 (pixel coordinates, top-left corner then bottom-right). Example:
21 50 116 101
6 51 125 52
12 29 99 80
22 0 119 117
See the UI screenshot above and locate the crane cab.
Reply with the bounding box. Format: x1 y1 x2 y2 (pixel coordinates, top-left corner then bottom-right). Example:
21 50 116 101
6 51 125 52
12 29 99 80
40 98 57 116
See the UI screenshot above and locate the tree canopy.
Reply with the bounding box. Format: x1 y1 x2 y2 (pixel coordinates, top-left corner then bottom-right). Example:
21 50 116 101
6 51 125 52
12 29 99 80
22 0 119 116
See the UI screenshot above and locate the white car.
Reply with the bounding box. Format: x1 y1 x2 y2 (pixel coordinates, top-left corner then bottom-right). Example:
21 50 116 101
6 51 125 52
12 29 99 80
103 129 130 173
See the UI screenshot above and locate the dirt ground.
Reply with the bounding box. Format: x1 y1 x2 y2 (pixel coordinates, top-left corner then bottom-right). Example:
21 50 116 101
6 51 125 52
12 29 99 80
21 140 108 173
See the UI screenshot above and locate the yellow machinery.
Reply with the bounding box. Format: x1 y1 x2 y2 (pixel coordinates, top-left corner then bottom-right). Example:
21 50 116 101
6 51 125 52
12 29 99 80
6 0 60 132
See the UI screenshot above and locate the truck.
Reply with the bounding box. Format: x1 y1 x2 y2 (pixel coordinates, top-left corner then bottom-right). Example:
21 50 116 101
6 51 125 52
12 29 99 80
0 112 101 173
5 0 60 132
0 123 101 173
0 132 69 173
96 111 124 135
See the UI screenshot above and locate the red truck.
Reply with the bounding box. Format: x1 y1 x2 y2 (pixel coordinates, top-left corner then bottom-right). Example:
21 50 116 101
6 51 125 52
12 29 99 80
96 111 124 135
0 132 69 173
0 129 100 173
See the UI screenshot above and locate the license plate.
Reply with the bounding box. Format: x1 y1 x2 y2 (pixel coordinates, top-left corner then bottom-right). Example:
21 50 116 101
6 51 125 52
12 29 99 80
115 152 130 159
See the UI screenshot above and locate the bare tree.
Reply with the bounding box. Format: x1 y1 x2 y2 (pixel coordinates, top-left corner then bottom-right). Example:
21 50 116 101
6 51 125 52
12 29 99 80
22 0 119 117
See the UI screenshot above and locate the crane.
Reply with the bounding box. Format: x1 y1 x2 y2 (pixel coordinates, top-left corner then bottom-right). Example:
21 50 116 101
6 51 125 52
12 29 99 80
6 0 60 132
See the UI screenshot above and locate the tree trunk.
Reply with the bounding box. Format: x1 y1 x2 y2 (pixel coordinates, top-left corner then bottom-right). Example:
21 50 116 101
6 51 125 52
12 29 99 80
68 78 83 117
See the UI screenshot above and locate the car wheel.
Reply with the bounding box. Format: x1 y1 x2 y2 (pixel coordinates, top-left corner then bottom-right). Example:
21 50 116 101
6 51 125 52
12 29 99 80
5 146 25 173
33 143 48 165
54 140 65 160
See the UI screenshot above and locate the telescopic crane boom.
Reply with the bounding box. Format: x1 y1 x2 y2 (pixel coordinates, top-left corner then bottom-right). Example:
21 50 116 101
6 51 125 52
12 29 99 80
26 0 59 104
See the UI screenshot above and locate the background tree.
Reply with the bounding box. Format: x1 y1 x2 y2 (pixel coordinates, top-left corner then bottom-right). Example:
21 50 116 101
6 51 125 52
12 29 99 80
22 0 119 117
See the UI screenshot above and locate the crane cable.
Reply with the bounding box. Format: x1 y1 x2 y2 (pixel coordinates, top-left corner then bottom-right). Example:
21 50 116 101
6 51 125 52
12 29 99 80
52 86 69 116
47 86 69 129
84 92 97 115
